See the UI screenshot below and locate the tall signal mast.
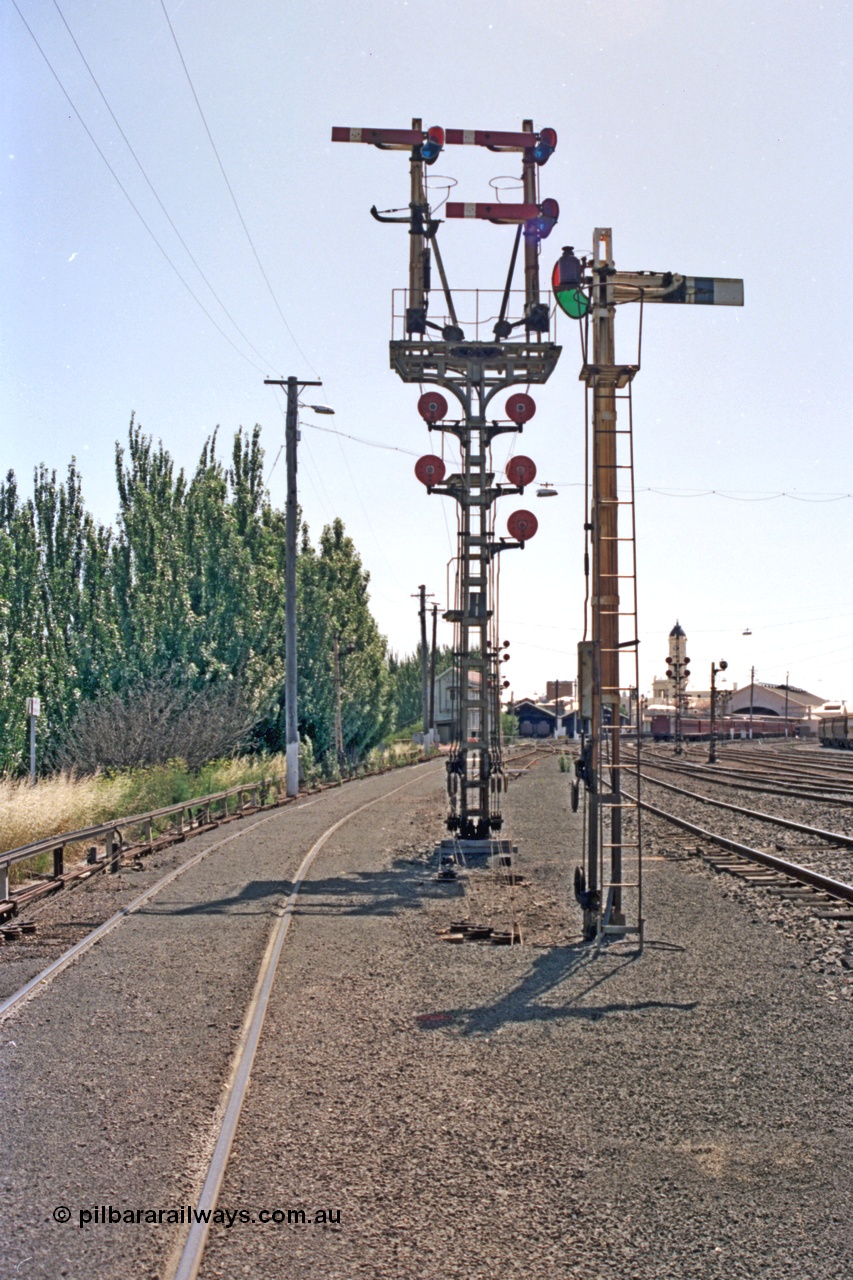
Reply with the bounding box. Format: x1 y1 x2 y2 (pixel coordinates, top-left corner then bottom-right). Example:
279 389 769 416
554 230 744 942
333 118 561 850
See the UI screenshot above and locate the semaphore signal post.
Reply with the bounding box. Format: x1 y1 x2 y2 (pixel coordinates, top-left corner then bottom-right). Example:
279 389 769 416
334 119 561 854
554 230 743 943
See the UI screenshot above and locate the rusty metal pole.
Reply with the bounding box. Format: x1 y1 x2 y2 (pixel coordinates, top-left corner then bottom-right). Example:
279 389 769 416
521 119 538 320
429 602 438 739
589 230 623 927
409 118 425 314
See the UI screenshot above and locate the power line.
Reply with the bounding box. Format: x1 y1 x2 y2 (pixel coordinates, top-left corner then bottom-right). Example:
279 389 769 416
158 0 320 378
551 482 853 502
49 0 279 372
9 0 268 376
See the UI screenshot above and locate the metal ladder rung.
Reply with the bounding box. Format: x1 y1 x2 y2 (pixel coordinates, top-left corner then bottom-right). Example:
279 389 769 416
601 842 640 850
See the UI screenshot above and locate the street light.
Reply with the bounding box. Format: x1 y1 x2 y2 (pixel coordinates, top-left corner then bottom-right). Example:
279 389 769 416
709 660 728 763
304 404 335 415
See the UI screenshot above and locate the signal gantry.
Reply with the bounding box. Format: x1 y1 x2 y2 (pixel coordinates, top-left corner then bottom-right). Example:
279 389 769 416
333 118 561 848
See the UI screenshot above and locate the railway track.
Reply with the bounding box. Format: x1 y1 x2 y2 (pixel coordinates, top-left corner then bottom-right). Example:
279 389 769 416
1 759 446 1279
620 748 853 923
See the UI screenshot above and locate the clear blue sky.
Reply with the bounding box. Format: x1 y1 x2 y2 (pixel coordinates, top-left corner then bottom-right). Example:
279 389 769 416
3 0 851 703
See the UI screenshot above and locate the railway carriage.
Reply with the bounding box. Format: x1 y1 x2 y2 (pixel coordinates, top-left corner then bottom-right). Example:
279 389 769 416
818 715 851 749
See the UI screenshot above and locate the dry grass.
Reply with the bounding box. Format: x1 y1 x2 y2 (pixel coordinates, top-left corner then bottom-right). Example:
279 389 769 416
0 744 424 887
0 756 287 862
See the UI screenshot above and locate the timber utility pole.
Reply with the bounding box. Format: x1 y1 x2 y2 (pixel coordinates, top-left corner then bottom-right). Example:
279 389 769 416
264 376 322 796
554 230 743 942
334 118 560 853
412 585 433 743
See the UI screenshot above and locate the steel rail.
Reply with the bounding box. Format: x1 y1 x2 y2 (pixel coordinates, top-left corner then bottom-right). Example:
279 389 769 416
709 749 853 785
0 806 292 1021
646 750 853 791
624 787 853 904
0 754 440 1018
170 763 445 1280
638 771 853 848
628 754 853 806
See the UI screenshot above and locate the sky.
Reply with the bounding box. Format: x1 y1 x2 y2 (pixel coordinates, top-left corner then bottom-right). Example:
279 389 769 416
2 0 852 706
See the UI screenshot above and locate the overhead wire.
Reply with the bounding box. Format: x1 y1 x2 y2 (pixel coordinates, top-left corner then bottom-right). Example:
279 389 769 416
158 0 320 379
48 0 280 373
9 0 270 376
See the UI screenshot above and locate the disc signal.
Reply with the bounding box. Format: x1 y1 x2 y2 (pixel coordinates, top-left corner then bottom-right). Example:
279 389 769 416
418 392 449 423
507 510 539 542
506 394 536 424
415 455 446 487
505 456 537 487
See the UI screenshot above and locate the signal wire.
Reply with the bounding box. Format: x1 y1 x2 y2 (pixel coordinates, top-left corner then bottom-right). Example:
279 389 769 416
158 0 320 379
9 0 269 376
48 0 279 373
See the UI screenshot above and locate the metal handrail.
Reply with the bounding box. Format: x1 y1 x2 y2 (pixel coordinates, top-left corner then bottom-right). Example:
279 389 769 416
0 777 283 901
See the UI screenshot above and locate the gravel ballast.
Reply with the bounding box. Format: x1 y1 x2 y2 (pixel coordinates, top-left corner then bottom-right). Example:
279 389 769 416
2 751 851 1279
199 753 853 1280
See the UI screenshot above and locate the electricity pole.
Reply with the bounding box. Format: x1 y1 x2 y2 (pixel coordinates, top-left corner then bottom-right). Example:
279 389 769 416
429 602 439 741
264 376 322 796
784 671 790 739
749 664 755 740
412 585 433 744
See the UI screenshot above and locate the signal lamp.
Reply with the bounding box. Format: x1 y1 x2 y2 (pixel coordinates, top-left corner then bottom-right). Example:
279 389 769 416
507 509 539 542
420 125 445 164
533 127 557 165
506 455 537 487
552 247 589 319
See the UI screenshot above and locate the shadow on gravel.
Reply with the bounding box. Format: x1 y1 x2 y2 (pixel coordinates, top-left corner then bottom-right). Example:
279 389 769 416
138 880 294 917
136 857 461 920
417 944 698 1037
293 857 465 917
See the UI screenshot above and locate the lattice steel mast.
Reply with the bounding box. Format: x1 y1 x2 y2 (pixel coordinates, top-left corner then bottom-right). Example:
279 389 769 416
334 119 561 847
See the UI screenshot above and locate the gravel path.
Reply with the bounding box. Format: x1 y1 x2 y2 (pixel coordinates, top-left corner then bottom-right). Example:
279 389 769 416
0 762 443 1280
196 753 853 1280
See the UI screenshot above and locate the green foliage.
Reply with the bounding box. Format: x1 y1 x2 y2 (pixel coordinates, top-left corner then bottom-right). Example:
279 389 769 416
501 710 519 743
388 644 453 729
0 421 397 776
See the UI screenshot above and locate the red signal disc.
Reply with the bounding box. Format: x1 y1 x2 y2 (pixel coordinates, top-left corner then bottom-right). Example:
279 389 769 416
414 455 446 487
427 125 445 146
540 197 559 221
506 393 536 424
506 455 537 487
539 127 557 149
417 391 449 423
507 509 538 542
